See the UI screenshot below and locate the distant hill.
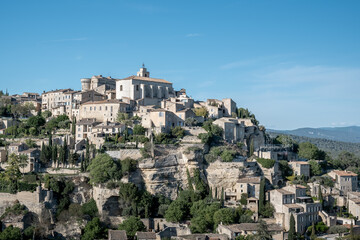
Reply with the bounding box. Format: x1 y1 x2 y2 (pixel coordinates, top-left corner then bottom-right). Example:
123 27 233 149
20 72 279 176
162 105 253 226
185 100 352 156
268 132 360 158
269 126 360 143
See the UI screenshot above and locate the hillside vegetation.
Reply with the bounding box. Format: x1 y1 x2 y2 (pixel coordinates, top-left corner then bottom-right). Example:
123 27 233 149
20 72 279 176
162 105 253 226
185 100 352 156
269 132 360 158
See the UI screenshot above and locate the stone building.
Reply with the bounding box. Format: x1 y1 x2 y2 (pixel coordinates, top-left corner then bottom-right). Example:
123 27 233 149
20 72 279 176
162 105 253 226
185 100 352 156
79 99 130 123
141 109 185 134
41 88 73 115
225 176 261 201
116 66 174 106
347 192 360 220
270 186 321 234
255 146 298 161
195 98 236 119
217 223 283 240
328 170 358 195
289 161 310 179
81 75 116 94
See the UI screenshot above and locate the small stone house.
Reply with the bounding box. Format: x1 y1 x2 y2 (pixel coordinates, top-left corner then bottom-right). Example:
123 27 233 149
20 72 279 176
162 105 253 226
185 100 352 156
136 232 156 240
217 223 283 240
108 229 127 240
328 170 358 195
289 161 310 179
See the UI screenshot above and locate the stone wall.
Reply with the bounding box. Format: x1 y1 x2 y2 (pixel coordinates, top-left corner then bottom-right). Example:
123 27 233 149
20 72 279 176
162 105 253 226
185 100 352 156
106 149 142 160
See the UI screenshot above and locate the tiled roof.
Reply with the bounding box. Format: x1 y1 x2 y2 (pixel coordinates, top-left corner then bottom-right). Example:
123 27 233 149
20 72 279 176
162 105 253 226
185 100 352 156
237 176 261 184
135 232 156 239
290 161 309 165
275 189 294 195
225 223 283 232
333 170 358 177
120 75 171 84
108 230 127 240
82 99 128 105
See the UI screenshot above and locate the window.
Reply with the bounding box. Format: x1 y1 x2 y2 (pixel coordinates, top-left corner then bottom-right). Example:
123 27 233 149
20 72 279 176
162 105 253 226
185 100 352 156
99 106 102 111
136 85 139 91
90 107 92 111
105 106 108 111
111 106 113 112
159 112 164 117
94 107 96 111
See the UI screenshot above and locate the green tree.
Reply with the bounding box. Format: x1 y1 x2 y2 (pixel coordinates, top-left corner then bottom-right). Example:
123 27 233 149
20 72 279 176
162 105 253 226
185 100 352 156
81 199 98 219
194 107 208 118
220 187 224 207
72 117 76 135
310 222 316 240
308 160 322 176
40 142 48 165
121 157 137 176
81 217 106 240
259 178 265 215
165 199 190 222
213 208 236 227
288 214 296 240
0 225 22 240
52 145 58 166
171 126 185 139
318 186 324 207
298 142 326 160
87 154 121 184
253 220 272 240
118 216 146 239
133 124 146 135
18 154 28 176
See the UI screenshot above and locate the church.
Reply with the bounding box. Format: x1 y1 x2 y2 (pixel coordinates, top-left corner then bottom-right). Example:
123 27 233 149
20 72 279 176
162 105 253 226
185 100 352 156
116 65 174 106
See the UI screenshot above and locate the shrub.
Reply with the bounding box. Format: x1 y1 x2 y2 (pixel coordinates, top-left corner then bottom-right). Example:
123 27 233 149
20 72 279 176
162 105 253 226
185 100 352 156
82 199 98 218
221 149 236 162
171 126 185 139
256 158 275 168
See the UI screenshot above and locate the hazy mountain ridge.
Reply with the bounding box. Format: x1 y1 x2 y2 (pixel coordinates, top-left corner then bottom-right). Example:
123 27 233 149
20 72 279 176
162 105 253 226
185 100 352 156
269 126 360 143
268 132 360 158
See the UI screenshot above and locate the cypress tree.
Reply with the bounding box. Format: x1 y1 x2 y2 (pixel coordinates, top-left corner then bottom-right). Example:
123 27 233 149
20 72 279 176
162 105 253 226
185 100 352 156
85 139 90 169
310 222 316 240
288 214 296 240
80 152 85 172
186 169 194 191
72 117 76 135
259 178 266 215
249 138 254 157
63 138 68 163
40 142 47 165
220 187 224 207
48 134 52 148
215 187 218 200
318 186 323 207
52 145 57 166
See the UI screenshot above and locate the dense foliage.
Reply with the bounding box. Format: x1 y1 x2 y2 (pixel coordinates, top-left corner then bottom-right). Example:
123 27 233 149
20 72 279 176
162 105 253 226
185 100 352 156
256 158 275 169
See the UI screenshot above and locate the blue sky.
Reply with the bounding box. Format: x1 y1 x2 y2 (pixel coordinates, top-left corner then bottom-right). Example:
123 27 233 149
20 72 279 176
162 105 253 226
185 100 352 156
1 0 359 130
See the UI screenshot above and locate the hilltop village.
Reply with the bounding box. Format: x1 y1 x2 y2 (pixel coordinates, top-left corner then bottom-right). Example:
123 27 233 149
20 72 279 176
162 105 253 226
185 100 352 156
0 66 359 240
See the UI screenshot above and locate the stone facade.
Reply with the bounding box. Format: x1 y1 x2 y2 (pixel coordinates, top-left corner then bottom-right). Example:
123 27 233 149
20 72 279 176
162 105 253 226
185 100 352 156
289 161 310 178
328 170 358 195
116 66 174 106
270 186 321 234
79 99 130 123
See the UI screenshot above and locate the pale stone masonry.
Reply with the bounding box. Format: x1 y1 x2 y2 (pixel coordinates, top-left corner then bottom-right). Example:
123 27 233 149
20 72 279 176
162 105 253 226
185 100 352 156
116 66 175 106
255 146 298 161
289 161 310 178
79 99 130 123
141 109 185 134
81 75 116 94
270 185 321 234
328 170 358 195
217 223 283 240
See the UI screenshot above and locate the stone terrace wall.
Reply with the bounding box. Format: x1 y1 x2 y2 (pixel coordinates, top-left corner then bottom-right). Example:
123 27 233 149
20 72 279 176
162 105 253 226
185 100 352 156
106 149 142 160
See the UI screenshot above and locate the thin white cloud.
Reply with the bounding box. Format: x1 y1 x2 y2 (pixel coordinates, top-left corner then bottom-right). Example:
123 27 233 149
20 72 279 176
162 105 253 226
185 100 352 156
186 33 201 38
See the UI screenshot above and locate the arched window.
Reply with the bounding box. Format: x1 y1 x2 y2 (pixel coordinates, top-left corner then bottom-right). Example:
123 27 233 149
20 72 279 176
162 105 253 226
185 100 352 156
120 85 123 91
